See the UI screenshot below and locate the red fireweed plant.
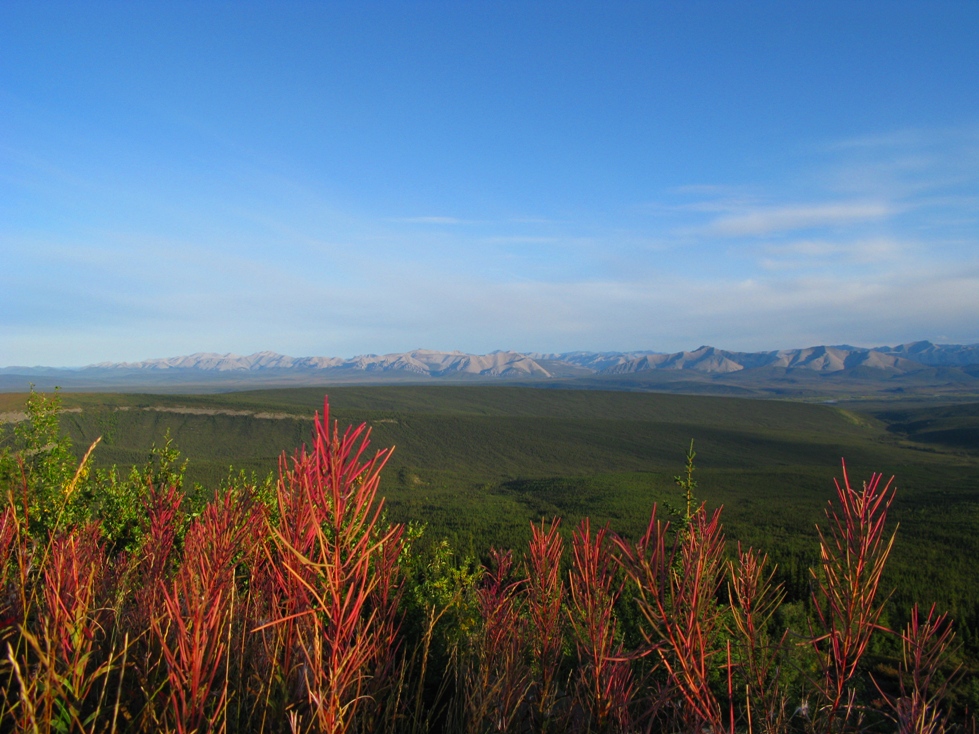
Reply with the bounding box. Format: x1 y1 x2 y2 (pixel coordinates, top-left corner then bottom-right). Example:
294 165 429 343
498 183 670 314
467 547 531 733
808 462 897 732
615 503 727 733
568 518 633 733
0 499 24 726
41 523 106 676
0 501 21 642
120 481 185 732
728 544 790 734
130 483 183 630
357 518 407 734
525 517 565 730
4 465 125 734
875 603 961 734
262 398 404 734
14 523 115 733
152 489 265 734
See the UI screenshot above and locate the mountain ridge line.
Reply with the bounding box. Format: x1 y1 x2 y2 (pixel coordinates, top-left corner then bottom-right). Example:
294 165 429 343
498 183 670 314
5 340 979 377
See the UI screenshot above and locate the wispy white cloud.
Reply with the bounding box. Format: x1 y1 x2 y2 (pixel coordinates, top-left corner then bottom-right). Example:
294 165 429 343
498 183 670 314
702 201 894 237
825 124 979 154
507 216 566 225
671 183 741 196
481 235 560 245
395 216 473 225
824 128 930 151
756 237 906 270
824 125 979 200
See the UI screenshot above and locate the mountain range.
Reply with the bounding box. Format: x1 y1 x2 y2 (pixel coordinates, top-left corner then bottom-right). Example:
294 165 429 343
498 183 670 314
3 341 978 396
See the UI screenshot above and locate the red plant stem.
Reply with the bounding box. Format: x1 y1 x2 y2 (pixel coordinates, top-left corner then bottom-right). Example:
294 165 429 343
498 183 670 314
471 547 530 731
728 544 788 734
615 503 726 732
131 482 183 632
264 398 403 734
810 461 896 728
42 523 105 666
874 603 960 734
0 504 21 633
728 639 734 734
568 518 633 732
153 490 263 734
526 517 565 725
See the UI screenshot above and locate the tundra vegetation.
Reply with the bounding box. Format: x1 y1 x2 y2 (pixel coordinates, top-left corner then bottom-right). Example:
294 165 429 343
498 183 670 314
0 388 975 733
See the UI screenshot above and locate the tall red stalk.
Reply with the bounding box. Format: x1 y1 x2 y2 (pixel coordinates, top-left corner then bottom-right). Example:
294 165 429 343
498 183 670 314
728 544 789 734
0 501 23 725
265 398 403 734
525 518 565 729
809 462 897 730
468 548 531 732
27 523 109 731
568 518 633 733
152 490 264 734
0 503 21 639
615 504 727 732
41 523 105 667
131 483 183 631
877 604 960 734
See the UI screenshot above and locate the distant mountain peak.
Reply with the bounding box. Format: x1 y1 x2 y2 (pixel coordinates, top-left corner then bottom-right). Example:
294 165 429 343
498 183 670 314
5 342 978 390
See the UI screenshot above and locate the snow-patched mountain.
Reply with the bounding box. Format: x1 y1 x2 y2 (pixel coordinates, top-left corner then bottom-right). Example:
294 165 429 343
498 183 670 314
874 341 979 366
767 345 917 373
345 349 551 377
603 346 750 374
530 351 661 372
91 349 551 378
588 343 960 375
16 341 975 382
92 351 345 371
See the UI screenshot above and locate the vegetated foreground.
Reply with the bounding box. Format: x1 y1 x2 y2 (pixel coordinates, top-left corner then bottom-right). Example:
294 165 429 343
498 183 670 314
0 391 972 732
41 385 979 647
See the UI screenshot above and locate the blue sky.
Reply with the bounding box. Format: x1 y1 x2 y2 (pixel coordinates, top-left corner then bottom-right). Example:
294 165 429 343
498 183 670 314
2 2 978 366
